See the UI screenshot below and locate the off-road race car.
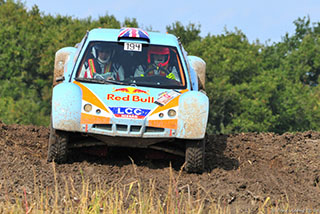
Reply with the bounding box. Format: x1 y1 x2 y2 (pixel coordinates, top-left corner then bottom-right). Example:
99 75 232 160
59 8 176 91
48 27 209 173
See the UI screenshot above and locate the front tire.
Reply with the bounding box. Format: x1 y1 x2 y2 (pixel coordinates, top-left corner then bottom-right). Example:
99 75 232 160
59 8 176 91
47 124 69 164
185 137 206 173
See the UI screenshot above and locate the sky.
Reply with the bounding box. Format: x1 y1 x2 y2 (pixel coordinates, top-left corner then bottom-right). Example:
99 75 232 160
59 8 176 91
23 0 320 44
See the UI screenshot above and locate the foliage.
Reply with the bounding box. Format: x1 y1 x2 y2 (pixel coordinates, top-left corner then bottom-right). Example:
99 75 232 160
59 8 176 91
166 21 201 47
185 18 320 134
0 1 120 126
1 1 320 134
187 31 264 133
123 17 139 28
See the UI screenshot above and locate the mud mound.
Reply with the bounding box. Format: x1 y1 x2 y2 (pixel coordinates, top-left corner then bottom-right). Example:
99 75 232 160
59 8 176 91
0 121 319 212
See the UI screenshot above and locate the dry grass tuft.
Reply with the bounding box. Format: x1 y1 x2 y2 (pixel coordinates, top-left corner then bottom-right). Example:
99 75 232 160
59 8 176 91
0 162 301 214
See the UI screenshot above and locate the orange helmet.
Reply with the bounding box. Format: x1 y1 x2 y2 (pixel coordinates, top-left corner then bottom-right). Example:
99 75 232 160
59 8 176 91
147 46 170 67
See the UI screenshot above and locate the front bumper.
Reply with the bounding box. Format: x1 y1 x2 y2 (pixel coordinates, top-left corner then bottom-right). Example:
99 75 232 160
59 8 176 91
81 117 176 138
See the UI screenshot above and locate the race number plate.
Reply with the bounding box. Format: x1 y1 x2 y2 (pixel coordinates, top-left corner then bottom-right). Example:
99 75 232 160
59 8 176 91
124 42 142 52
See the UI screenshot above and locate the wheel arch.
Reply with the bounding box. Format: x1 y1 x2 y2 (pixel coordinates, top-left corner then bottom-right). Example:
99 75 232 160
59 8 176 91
52 82 82 132
176 91 209 139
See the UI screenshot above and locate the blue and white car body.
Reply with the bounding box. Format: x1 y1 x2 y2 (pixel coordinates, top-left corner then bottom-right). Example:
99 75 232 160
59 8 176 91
49 28 208 172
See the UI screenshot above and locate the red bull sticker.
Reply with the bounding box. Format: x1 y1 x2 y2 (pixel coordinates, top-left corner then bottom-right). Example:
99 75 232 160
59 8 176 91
109 107 151 119
112 87 149 95
155 90 180 106
107 94 154 103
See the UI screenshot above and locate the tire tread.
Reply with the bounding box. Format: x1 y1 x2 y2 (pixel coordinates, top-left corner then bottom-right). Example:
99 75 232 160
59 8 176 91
47 126 68 164
185 138 205 173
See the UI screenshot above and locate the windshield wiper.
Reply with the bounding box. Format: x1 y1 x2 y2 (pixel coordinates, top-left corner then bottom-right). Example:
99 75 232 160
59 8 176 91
133 82 184 89
75 77 128 85
103 79 129 85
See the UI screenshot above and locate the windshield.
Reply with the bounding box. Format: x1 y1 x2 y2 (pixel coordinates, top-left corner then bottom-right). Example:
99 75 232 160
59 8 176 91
76 42 186 89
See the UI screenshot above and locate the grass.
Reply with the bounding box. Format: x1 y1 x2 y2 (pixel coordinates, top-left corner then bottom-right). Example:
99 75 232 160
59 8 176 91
0 162 306 214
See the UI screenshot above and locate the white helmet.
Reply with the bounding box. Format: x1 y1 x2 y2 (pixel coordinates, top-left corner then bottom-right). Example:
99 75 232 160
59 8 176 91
94 43 112 64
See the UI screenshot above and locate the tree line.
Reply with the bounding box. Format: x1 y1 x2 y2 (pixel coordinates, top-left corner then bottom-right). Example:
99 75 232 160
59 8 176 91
1 0 320 134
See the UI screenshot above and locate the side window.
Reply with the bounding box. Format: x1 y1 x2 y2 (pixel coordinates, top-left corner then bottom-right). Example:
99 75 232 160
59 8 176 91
180 45 190 73
76 43 95 78
180 45 193 89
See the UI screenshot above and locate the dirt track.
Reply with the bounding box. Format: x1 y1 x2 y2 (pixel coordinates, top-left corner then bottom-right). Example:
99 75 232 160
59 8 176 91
0 120 319 212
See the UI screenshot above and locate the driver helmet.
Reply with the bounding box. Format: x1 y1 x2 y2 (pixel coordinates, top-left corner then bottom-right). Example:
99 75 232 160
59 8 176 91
147 46 170 67
94 43 113 64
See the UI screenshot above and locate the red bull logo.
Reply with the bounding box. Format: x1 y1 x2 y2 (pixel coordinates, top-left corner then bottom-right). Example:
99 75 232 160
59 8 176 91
112 87 149 95
112 88 130 93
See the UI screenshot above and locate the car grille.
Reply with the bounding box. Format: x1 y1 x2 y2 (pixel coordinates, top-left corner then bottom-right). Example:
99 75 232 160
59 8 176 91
92 124 112 131
145 127 164 133
92 124 165 134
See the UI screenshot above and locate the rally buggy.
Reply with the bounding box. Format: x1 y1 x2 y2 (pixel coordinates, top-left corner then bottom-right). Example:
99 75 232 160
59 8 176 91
48 27 209 173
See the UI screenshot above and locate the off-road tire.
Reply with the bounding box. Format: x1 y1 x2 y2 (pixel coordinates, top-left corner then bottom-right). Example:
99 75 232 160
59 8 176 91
185 138 206 173
47 124 69 164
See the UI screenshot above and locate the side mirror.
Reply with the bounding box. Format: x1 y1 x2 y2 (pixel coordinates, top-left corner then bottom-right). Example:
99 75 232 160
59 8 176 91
55 76 65 82
53 47 76 87
188 56 206 90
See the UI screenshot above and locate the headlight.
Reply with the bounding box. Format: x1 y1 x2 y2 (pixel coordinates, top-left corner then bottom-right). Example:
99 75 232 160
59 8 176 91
84 104 92 112
168 109 176 117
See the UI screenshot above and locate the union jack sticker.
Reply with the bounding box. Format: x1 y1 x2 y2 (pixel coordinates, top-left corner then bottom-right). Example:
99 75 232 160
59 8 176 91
118 28 150 41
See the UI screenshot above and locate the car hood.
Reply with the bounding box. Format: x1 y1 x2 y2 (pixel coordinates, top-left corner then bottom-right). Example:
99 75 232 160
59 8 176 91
75 81 186 121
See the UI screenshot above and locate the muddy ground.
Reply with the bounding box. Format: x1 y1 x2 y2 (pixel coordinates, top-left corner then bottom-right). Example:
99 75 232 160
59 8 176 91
0 120 319 213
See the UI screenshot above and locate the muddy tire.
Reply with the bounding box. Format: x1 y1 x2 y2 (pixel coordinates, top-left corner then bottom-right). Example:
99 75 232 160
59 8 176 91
185 138 206 173
47 124 69 164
